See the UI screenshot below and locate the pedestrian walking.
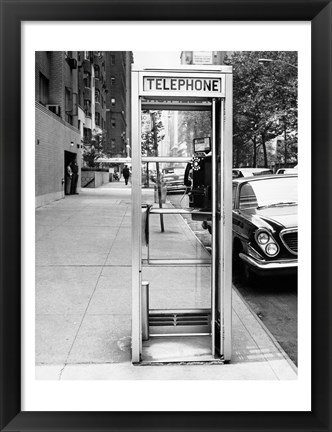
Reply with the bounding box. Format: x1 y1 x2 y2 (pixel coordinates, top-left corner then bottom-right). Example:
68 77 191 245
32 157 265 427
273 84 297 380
70 160 79 194
122 165 130 185
128 167 132 184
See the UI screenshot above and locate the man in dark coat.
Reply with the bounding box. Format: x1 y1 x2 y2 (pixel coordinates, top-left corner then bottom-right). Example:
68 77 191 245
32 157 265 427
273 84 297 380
122 165 130 185
70 160 79 194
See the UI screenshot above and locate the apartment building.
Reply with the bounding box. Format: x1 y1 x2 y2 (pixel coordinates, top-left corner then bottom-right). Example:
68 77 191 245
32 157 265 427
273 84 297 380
105 52 133 157
35 51 111 207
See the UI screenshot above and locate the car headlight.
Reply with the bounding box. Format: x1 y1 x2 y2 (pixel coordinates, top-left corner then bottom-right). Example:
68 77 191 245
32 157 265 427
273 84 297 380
255 229 280 257
256 231 270 245
265 243 279 257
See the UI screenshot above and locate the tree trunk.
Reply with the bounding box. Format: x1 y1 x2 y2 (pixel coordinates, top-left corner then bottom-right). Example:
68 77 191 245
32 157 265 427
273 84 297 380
284 122 287 165
151 113 164 232
252 136 257 167
261 134 268 167
235 139 240 167
146 162 150 187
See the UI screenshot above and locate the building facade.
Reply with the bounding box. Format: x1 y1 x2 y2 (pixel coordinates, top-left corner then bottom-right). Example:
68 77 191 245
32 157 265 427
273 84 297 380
35 51 132 207
35 51 82 207
105 52 133 157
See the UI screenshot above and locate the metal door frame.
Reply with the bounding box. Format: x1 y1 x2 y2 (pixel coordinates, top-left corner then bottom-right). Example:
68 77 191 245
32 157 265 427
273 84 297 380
131 65 232 364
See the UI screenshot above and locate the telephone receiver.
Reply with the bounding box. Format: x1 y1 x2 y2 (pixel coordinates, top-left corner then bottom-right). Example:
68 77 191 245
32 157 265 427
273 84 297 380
184 156 202 187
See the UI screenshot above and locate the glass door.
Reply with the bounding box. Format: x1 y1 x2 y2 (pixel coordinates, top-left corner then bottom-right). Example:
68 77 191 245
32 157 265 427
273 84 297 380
138 101 220 363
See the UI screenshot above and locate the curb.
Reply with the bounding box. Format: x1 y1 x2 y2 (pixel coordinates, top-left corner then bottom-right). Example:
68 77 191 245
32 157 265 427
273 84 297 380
233 285 298 374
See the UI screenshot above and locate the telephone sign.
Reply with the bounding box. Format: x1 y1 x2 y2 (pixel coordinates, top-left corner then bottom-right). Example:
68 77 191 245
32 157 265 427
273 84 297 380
141 72 225 97
144 76 221 93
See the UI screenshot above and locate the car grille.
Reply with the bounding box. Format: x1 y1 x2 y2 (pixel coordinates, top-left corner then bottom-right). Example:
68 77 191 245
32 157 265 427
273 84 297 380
280 230 298 254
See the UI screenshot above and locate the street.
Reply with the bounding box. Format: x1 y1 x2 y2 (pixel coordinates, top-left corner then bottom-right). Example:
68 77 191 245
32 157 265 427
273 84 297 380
167 192 298 366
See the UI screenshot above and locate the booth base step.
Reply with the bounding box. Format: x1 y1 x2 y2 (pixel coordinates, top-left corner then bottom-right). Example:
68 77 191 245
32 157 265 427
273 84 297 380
149 309 211 335
141 335 220 363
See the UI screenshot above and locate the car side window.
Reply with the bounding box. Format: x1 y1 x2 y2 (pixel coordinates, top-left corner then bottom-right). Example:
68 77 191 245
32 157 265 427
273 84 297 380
232 184 237 209
239 183 258 209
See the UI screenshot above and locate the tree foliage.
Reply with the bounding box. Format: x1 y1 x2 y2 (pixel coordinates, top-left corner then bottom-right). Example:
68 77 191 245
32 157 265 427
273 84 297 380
83 130 107 168
141 110 165 156
177 111 212 155
225 51 298 167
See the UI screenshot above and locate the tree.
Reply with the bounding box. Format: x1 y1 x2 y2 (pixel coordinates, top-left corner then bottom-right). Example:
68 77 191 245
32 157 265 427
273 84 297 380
141 110 166 231
177 111 211 155
83 129 107 168
141 110 165 156
225 51 298 167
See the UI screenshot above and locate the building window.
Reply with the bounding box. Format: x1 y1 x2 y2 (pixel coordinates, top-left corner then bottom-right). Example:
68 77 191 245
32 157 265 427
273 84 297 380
111 76 116 86
65 87 72 111
111 119 116 128
95 112 100 126
39 73 49 105
111 98 116 106
65 87 73 124
83 73 91 88
95 89 100 103
110 55 115 65
84 100 91 117
94 65 100 79
84 127 92 144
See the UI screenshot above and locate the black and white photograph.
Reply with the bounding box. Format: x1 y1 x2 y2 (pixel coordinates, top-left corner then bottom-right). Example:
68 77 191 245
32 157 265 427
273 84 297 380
35 49 299 381
2 5 332 427
15 20 316 415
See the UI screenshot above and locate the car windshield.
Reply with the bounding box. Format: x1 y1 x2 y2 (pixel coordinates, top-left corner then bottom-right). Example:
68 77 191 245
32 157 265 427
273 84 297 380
239 176 297 210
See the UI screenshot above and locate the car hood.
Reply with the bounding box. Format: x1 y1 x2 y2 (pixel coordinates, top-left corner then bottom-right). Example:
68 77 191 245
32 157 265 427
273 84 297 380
237 206 298 230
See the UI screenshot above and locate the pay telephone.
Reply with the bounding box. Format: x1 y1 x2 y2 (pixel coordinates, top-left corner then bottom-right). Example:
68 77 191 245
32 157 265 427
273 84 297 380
184 137 212 218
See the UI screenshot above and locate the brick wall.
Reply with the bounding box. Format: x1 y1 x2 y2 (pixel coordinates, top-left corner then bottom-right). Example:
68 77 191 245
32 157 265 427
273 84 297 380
35 103 81 207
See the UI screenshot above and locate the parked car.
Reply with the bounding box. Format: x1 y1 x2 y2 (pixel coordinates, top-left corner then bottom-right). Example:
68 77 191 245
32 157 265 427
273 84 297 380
162 167 186 193
232 174 298 281
232 167 273 178
276 167 298 175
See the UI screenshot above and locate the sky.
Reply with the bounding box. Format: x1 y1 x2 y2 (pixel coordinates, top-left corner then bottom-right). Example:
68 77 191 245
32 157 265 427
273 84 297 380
133 51 182 69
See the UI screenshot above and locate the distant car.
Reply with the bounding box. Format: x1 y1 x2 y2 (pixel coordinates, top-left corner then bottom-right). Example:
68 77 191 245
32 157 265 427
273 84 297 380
232 174 298 281
276 167 298 175
162 167 186 193
232 168 273 178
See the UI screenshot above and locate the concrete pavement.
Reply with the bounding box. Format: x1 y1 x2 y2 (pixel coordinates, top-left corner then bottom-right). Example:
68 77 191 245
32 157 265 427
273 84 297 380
35 180 297 380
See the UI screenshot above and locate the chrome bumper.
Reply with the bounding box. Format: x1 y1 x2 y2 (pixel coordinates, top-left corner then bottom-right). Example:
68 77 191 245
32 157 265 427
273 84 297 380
239 253 297 271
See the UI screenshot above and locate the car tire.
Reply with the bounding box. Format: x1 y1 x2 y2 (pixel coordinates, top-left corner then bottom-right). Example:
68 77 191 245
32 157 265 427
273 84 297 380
232 242 244 282
233 242 256 285
242 262 256 285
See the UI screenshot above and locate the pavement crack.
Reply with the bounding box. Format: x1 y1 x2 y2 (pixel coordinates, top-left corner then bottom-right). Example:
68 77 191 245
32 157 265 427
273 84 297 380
58 364 66 380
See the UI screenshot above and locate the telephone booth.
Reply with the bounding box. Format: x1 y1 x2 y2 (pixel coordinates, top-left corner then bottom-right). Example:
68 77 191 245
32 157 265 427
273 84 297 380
131 65 232 364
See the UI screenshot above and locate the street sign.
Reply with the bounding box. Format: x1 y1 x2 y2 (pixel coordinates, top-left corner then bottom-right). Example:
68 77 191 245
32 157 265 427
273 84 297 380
193 51 213 65
141 112 152 133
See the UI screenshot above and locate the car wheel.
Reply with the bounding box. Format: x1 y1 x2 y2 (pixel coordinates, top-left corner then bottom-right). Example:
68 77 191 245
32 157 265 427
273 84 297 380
232 241 244 282
233 242 256 285
242 262 256 285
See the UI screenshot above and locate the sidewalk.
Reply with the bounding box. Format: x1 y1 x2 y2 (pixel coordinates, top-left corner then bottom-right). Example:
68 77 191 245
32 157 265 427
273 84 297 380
35 181 297 380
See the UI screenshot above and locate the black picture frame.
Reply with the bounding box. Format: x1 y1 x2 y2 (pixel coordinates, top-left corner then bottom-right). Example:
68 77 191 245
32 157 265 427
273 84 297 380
0 1 331 431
